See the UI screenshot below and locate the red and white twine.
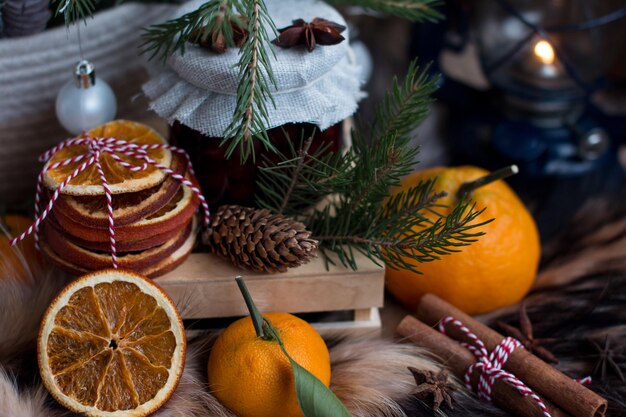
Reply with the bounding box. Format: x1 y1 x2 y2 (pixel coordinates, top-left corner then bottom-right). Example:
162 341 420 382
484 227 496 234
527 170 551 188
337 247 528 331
10 135 211 269
438 316 591 417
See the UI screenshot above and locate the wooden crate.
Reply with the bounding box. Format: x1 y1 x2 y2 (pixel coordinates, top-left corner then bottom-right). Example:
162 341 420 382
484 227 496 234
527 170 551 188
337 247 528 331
156 251 385 334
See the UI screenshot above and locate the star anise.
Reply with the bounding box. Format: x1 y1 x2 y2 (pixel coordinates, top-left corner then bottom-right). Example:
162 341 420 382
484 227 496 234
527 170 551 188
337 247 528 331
272 17 346 52
189 15 248 54
497 301 559 364
590 336 625 383
408 367 455 412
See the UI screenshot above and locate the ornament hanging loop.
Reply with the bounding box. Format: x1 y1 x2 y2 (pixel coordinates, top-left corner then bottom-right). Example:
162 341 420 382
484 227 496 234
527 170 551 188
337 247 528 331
75 60 96 89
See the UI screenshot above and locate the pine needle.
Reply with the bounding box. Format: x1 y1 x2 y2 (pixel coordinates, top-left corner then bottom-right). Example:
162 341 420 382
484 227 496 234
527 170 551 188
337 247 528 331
369 60 439 142
256 133 354 215
326 0 443 22
222 0 277 162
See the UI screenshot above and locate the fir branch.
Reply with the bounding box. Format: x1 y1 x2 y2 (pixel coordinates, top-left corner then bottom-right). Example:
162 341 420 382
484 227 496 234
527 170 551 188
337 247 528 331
343 60 438 217
312 196 491 274
141 0 237 62
376 200 492 273
222 0 277 162
326 0 443 22
369 60 439 143
277 137 314 214
381 177 446 224
310 177 491 272
255 60 491 271
256 134 354 215
346 130 416 217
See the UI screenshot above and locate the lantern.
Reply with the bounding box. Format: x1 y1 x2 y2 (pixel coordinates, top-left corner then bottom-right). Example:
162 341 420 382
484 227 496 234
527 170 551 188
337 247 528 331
446 0 626 177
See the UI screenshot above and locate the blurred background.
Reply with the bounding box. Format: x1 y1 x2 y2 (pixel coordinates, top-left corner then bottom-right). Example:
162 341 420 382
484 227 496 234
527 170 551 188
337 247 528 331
352 0 626 239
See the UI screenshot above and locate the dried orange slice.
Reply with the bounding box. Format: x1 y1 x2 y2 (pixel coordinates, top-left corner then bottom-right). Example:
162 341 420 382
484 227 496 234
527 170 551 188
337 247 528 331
43 120 172 196
38 269 186 416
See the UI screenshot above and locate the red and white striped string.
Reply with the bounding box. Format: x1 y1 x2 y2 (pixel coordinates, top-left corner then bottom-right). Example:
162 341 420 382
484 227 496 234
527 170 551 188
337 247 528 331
91 142 117 267
438 316 591 417
10 135 210 269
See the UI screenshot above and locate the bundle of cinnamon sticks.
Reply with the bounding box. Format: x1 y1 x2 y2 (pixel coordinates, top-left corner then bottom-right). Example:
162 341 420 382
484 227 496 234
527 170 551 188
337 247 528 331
396 294 607 417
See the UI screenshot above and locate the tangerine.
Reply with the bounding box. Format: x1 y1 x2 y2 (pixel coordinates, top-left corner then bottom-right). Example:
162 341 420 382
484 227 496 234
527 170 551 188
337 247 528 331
0 214 42 281
385 166 540 315
208 312 331 417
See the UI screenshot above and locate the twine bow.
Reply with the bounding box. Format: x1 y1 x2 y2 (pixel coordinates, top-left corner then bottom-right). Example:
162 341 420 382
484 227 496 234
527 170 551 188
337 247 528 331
9 135 210 269
439 316 591 417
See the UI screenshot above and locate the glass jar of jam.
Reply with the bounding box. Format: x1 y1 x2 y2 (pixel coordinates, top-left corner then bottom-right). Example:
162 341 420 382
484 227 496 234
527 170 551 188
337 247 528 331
145 0 362 208
170 121 343 207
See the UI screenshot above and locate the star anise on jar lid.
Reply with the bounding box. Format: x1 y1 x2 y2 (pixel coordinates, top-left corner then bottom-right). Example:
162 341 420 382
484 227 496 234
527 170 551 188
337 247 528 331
408 367 456 412
189 15 248 54
272 17 346 52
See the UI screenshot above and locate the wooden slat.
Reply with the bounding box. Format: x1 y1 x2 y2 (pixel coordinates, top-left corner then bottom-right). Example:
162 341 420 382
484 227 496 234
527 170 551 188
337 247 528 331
185 308 383 338
313 308 382 337
156 252 385 320
354 308 373 321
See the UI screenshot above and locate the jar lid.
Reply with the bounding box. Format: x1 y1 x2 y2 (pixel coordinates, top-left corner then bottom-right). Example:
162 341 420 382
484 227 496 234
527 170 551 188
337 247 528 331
143 0 364 137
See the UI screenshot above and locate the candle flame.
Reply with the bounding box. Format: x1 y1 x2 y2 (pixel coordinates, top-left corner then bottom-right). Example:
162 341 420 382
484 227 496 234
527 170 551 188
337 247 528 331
534 40 555 65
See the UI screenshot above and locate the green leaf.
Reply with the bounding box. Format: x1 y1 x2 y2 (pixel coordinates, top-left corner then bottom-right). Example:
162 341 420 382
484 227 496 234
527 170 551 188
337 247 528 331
262 320 351 417
290 356 351 417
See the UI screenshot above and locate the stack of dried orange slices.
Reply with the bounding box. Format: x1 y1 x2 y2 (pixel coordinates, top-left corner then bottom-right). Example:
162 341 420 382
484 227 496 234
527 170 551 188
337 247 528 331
40 120 199 278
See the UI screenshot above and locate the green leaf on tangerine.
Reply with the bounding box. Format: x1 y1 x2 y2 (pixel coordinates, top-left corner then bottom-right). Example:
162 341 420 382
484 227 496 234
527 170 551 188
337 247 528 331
263 319 351 417
289 357 351 417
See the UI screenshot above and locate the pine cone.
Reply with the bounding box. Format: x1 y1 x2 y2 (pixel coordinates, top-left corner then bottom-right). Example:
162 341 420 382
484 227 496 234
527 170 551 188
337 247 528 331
2 0 51 38
203 205 318 273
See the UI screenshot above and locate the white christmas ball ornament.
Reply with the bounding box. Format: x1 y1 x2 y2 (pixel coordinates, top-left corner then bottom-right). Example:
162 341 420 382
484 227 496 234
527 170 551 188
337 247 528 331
55 60 117 135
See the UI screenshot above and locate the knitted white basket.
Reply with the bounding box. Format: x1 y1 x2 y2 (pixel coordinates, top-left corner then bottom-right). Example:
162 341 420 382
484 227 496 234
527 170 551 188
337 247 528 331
0 3 175 203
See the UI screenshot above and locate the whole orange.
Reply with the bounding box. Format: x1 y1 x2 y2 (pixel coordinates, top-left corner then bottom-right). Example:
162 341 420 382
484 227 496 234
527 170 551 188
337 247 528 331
385 166 540 315
208 312 331 417
1 214 41 280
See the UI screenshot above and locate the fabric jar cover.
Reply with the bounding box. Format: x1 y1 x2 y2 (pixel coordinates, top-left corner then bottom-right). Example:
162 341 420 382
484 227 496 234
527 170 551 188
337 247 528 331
142 0 364 137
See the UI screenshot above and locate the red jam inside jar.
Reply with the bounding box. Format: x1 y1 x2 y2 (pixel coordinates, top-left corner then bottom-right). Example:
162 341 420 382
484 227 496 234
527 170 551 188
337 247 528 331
169 121 343 207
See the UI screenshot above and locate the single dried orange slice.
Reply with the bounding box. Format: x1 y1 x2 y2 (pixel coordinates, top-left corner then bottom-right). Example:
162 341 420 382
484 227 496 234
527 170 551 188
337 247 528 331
43 120 172 196
38 269 186 416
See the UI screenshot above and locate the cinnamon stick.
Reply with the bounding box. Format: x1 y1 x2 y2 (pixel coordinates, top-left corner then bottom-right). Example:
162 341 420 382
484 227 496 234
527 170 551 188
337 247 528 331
417 294 607 417
397 315 571 417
